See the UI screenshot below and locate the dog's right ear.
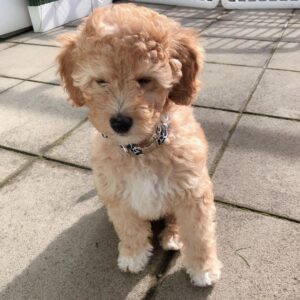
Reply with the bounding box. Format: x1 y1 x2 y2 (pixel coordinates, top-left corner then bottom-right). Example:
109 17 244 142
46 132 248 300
56 34 85 107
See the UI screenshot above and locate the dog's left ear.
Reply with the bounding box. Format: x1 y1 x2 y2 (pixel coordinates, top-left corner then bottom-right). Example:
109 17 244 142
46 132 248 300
168 28 203 106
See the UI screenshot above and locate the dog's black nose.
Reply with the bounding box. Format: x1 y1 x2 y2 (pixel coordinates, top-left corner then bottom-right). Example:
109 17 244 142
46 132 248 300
110 114 133 134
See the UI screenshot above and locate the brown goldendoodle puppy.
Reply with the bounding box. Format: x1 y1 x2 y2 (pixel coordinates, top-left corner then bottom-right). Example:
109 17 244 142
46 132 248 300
57 3 221 286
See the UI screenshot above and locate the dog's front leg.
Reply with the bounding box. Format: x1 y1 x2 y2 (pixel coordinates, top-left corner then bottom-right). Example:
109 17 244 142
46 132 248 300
175 182 222 287
106 203 153 273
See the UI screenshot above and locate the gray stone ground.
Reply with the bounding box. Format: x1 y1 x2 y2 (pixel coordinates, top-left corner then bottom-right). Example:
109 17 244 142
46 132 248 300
0 1 299 299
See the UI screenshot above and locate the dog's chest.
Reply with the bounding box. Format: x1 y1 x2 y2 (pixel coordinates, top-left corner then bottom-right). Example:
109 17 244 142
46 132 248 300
123 166 173 219
100 156 177 219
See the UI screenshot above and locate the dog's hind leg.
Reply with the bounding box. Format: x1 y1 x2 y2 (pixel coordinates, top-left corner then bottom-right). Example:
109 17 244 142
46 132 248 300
159 214 183 251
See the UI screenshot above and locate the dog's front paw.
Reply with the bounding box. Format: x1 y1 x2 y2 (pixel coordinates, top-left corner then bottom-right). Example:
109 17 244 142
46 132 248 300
118 244 153 273
187 268 221 287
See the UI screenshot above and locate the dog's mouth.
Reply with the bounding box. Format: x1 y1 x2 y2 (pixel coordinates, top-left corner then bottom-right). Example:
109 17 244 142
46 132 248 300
115 132 129 137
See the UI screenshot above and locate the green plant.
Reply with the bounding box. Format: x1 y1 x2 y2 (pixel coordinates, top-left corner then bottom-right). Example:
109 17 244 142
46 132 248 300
28 0 58 6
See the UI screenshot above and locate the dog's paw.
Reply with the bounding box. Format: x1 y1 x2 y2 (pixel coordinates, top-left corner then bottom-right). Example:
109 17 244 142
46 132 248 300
118 244 153 273
187 269 221 287
160 234 183 251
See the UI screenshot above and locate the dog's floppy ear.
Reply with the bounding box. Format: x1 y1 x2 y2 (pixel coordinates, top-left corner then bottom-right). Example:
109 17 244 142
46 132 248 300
56 34 85 107
168 28 203 106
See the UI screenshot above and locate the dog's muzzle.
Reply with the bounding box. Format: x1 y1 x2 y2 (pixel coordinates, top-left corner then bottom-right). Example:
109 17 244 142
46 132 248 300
101 116 169 156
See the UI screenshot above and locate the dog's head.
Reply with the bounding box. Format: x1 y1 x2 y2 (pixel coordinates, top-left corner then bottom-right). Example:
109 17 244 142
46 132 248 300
57 4 202 145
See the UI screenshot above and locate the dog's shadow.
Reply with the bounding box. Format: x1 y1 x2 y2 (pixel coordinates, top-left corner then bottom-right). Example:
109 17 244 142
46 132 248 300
0 208 213 300
0 209 153 300
153 258 214 299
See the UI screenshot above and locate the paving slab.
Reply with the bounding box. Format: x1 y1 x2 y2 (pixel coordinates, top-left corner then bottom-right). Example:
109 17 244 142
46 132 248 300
126 1 173 13
31 66 60 85
46 121 92 168
0 78 22 94
213 115 300 221
154 205 300 300
203 37 273 67
140 3 172 13
0 43 15 51
0 160 165 300
290 9 300 24
0 44 58 79
246 69 300 119
268 42 300 72
194 107 238 169
0 81 87 154
25 27 77 46
281 23 300 42
45 108 237 170
65 17 87 27
164 6 224 19
0 149 30 184
173 17 214 34
202 20 285 41
7 27 76 46
6 31 44 43
197 63 261 110
220 9 292 23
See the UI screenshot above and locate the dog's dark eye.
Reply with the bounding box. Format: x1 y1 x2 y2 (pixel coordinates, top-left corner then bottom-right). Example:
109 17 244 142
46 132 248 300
96 79 108 86
137 78 151 87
